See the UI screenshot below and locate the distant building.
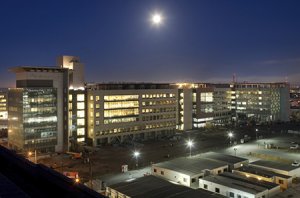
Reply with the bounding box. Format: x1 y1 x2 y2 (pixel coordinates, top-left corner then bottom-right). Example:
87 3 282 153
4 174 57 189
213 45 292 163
200 152 249 171
199 172 280 198
233 165 292 190
106 175 225 198
250 160 300 178
8 55 86 153
0 88 8 138
86 83 178 146
177 82 290 130
151 156 228 188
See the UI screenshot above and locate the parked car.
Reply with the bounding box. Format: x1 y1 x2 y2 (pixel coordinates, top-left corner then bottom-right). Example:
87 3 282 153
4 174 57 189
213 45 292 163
290 144 299 149
292 161 300 167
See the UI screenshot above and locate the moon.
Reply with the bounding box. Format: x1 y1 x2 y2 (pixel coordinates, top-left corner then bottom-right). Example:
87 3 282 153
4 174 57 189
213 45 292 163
151 13 162 25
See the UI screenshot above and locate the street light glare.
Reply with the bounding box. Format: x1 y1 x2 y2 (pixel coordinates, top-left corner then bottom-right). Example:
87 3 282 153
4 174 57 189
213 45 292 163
187 140 193 147
228 132 233 137
133 151 140 157
152 13 162 25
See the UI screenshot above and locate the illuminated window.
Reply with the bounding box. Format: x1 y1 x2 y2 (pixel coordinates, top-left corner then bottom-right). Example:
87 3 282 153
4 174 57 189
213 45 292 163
77 119 85 126
77 110 85 118
104 95 139 101
90 96 93 100
96 96 100 101
104 101 139 109
96 112 100 117
96 104 100 109
77 137 85 142
104 108 139 118
77 94 85 101
69 94 72 101
77 128 85 136
77 102 85 109
200 92 213 102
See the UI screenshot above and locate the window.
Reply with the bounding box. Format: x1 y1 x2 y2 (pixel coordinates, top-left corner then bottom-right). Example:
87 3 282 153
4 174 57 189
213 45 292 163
161 171 164 175
204 184 208 189
218 170 222 174
95 96 100 101
262 195 265 198
237 195 241 198
229 192 234 197
154 169 157 173
77 128 85 136
278 179 284 184
191 178 196 183
77 94 85 101
183 178 187 182
215 188 220 193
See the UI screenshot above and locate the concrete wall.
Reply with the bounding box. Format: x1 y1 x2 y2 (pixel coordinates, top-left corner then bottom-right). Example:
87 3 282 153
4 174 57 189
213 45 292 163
151 166 192 187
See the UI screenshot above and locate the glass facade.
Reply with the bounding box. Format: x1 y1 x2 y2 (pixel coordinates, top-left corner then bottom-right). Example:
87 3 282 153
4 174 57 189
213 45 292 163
22 88 57 152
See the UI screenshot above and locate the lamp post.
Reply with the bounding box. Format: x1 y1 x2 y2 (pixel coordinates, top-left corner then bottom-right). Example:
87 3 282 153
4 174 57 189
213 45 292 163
228 132 233 145
28 150 37 164
234 148 237 156
186 140 194 157
255 128 258 140
133 151 140 169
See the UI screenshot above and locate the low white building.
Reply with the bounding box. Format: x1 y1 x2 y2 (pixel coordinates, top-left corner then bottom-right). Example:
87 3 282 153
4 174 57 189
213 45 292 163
201 152 249 170
106 175 226 198
151 156 228 188
250 160 300 178
199 173 280 198
233 165 292 190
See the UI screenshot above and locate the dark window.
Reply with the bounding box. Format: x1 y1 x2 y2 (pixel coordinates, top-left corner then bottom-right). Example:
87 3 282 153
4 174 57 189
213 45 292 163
215 188 220 193
237 195 241 198
262 195 265 198
204 184 208 189
229 192 234 197
199 176 203 179
278 179 284 184
161 171 164 175
191 178 196 183
154 169 157 173
218 170 222 174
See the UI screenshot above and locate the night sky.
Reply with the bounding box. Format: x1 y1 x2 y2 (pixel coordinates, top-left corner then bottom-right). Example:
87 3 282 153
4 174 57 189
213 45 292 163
1 0 300 87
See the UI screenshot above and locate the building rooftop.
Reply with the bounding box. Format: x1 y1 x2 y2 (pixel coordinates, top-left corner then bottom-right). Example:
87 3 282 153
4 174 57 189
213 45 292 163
108 175 224 198
152 156 228 176
236 165 291 179
86 83 177 90
10 66 68 73
221 172 279 190
250 160 300 172
201 174 270 195
201 152 249 165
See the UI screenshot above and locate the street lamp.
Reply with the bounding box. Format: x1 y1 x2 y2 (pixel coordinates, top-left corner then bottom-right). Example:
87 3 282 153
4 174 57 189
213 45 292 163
255 128 258 140
186 140 194 157
228 132 234 145
233 148 237 156
133 151 140 168
28 150 37 164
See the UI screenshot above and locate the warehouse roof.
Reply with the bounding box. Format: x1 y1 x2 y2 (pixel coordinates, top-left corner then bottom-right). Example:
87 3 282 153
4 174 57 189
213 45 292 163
250 160 300 172
236 165 291 179
201 175 268 195
108 175 225 198
201 152 249 165
152 156 228 176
